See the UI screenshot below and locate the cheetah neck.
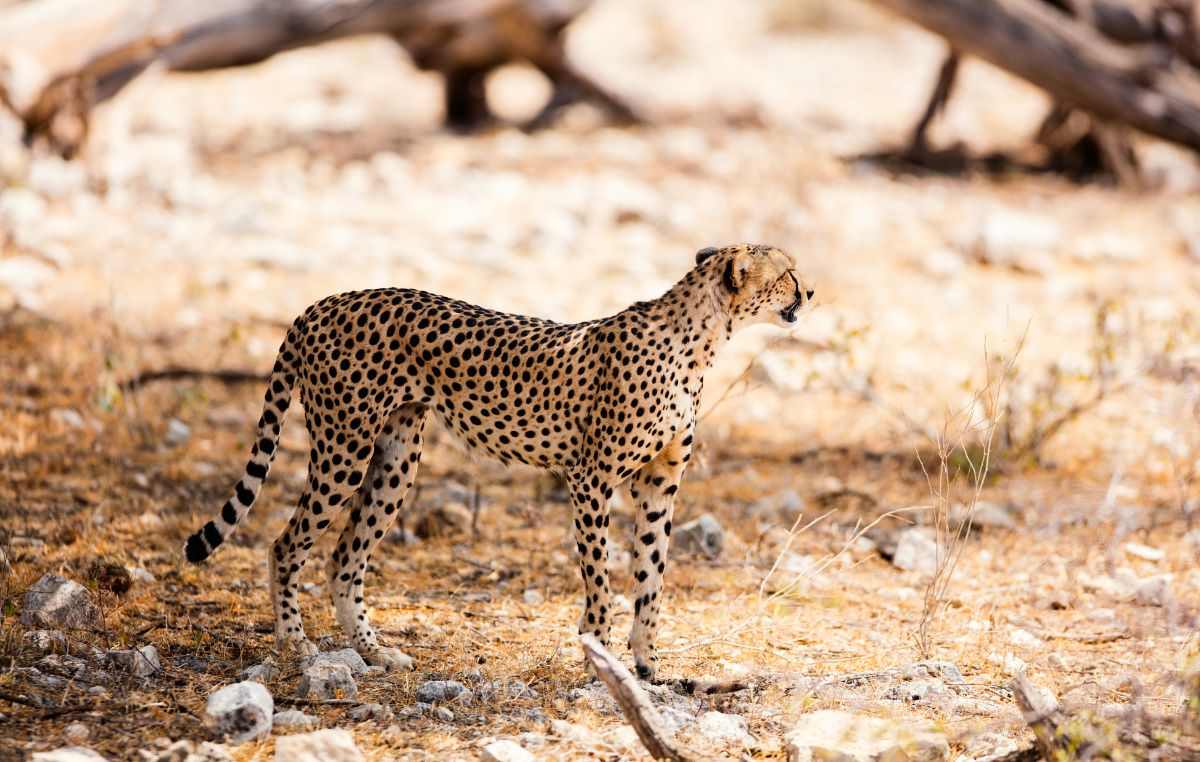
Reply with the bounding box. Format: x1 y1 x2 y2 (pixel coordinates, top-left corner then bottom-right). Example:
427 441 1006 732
643 272 734 381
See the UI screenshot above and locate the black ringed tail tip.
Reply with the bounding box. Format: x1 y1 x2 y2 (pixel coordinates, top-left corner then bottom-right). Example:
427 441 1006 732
185 532 211 562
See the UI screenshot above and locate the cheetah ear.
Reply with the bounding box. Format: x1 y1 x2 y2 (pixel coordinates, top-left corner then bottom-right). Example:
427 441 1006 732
695 247 720 266
723 250 753 292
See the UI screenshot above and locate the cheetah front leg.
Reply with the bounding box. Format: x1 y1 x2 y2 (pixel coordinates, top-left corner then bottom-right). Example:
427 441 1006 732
328 405 426 671
568 471 617 662
628 431 692 682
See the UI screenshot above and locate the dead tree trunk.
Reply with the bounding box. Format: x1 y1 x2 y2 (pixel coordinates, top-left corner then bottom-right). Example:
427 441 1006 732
872 0 1200 153
0 0 636 156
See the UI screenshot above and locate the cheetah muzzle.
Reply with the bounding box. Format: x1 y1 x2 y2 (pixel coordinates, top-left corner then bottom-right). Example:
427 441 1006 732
184 244 814 682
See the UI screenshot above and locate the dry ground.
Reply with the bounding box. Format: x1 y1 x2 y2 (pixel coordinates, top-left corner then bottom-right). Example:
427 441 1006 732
2 0 1200 759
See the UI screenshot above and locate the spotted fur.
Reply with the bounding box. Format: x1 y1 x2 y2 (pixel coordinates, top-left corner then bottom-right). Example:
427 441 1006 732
185 244 813 678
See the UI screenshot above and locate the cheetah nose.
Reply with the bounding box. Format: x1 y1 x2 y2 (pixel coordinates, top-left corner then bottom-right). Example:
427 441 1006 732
805 289 814 299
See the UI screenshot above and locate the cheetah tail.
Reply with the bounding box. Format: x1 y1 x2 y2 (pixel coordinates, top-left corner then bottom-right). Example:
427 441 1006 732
184 317 304 563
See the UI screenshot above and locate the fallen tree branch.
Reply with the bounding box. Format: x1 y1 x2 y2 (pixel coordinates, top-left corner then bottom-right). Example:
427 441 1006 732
871 0 1200 152
119 366 269 390
579 634 699 762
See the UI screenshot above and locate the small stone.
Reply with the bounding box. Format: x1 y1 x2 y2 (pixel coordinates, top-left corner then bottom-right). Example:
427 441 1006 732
481 679 538 702
672 513 724 558
64 722 89 742
522 588 543 605
694 711 756 747
31 749 107 762
549 719 597 744
128 567 157 585
883 679 948 702
191 742 234 762
785 710 949 761
1047 652 1069 670
1134 574 1174 607
891 529 940 574
416 679 470 704
274 729 363 762
24 629 67 652
346 703 392 722
298 662 357 700
300 648 370 676
141 740 191 762
205 681 274 745
912 661 964 684
237 658 280 682
273 709 318 727
1123 542 1165 562
435 706 454 721
106 645 161 677
480 739 534 762
1008 628 1044 650
397 702 433 718
964 732 1019 761
412 501 472 538
952 500 1016 531
21 574 101 630
164 419 191 446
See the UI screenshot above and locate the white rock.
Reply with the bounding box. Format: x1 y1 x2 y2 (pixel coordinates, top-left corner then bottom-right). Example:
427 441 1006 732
298 662 357 699
300 648 370 676
31 749 107 762
0 255 56 297
435 706 454 721
672 513 724 558
64 722 89 742
205 681 274 745
785 710 949 761
164 419 191 446
963 732 1019 761
106 645 161 677
28 156 88 198
521 588 544 605
882 679 949 702
128 567 157 585
1083 568 1174 606
1135 574 1174 606
0 187 46 227
695 711 756 747
1007 628 1044 650
966 209 1062 270
273 709 317 727
920 248 966 279
24 629 67 651
1123 542 1165 562
238 659 280 682
891 529 941 574
549 719 597 744
21 574 100 630
953 501 1016 530
274 729 363 762
480 740 534 762
415 679 469 704
191 741 234 761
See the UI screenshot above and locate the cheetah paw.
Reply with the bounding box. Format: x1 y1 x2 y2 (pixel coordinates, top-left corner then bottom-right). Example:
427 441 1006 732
279 637 319 659
364 646 413 671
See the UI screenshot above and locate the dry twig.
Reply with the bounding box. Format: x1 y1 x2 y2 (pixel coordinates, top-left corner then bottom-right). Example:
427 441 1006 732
579 634 699 762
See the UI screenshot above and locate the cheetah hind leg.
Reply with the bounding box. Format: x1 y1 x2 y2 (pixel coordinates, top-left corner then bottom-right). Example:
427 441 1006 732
328 404 427 671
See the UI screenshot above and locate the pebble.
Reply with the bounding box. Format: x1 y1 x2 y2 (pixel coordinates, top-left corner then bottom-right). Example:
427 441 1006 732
672 513 724 558
23 629 67 652
31 750 108 762
105 646 161 677
479 740 534 762
205 681 274 745
237 658 280 683
21 574 101 630
346 703 393 722
300 648 370 676
274 729 364 762
273 709 318 727
164 419 191 446
694 710 756 747
416 679 470 704
297 662 357 700
785 710 949 761
891 529 940 574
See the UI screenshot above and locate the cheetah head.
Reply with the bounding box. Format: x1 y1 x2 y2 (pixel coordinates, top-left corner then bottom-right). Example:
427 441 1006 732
695 244 814 328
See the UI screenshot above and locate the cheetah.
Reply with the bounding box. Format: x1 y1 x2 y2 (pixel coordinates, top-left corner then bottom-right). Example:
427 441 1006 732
185 244 813 680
